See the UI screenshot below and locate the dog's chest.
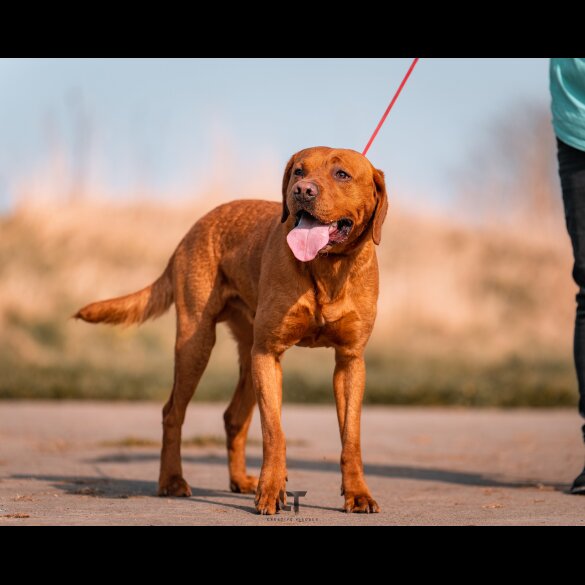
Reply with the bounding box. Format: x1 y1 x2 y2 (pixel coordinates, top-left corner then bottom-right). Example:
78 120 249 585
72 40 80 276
313 299 343 326
295 294 349 348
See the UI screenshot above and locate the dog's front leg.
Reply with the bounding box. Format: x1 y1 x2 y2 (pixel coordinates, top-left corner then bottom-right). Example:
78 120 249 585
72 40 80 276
333 349 380 513
252 348 287 515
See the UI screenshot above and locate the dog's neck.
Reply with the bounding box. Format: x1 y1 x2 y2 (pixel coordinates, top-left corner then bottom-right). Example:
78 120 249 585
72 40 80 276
301 239 376 304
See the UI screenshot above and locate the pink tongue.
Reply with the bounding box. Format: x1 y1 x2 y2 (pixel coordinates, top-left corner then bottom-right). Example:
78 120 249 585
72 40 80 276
287 214 331 262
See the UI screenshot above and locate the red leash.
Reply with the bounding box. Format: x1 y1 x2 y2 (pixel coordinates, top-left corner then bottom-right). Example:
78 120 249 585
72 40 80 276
362 58 419 157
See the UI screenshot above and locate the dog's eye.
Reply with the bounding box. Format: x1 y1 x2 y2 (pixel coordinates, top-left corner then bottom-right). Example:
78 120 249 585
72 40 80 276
335 170 351 180
293 168 303 177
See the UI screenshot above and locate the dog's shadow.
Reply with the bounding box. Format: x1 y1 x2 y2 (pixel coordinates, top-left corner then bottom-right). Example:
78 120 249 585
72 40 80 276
11 451 568 515
8 471 343 514
9 473 267 514
88 452 566 490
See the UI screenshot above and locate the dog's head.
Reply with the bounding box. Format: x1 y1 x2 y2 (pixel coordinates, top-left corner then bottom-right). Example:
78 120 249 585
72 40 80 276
281 147 388 262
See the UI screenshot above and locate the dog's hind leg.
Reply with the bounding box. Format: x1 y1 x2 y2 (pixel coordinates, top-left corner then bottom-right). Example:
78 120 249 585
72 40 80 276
158 310 217 497
223 315 257 494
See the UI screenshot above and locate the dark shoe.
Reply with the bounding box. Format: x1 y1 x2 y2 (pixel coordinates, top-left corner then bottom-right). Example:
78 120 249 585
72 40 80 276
571 467 585 494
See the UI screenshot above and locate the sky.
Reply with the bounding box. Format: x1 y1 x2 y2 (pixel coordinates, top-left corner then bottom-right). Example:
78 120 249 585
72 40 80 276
0 58 551 213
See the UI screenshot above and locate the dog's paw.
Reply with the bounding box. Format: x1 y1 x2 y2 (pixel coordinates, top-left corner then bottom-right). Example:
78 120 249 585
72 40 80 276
230 475 259 494
158 475 192 497
255 478 286 515
343 493 380 514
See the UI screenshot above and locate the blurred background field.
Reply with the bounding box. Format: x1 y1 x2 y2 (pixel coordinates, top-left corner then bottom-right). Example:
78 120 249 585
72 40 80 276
0 58 578 407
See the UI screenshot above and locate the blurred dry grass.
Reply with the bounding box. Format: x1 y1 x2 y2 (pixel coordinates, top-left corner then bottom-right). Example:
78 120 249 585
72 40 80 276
0 105 579 406
0 195 577 406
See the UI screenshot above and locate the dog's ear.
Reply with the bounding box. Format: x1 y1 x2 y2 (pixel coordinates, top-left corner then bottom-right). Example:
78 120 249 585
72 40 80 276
372 168 388 245
281 155 295 223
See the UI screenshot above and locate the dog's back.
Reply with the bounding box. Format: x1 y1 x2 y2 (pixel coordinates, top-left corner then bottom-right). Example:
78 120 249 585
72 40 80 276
74 199 280 327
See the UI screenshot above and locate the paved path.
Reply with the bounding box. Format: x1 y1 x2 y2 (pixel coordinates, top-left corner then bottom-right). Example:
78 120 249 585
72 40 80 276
1 402 584 525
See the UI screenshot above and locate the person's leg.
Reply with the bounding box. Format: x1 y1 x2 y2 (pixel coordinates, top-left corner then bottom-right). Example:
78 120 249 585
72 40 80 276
575 289 585 422
557 137 585 493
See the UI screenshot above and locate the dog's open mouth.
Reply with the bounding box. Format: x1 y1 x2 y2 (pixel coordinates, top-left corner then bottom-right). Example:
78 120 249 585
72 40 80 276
287 210 354 262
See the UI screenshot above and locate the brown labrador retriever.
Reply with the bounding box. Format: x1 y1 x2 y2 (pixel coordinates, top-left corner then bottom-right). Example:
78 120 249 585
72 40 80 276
75 146 387 514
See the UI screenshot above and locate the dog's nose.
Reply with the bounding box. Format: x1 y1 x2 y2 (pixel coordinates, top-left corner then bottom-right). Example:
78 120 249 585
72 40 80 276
293 180 319 202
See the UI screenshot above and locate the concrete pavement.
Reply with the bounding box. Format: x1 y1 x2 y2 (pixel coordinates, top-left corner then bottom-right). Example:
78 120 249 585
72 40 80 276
1 402 584 525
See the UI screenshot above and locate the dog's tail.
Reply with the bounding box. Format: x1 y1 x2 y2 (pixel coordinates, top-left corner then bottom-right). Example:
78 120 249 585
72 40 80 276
73 257 174 326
